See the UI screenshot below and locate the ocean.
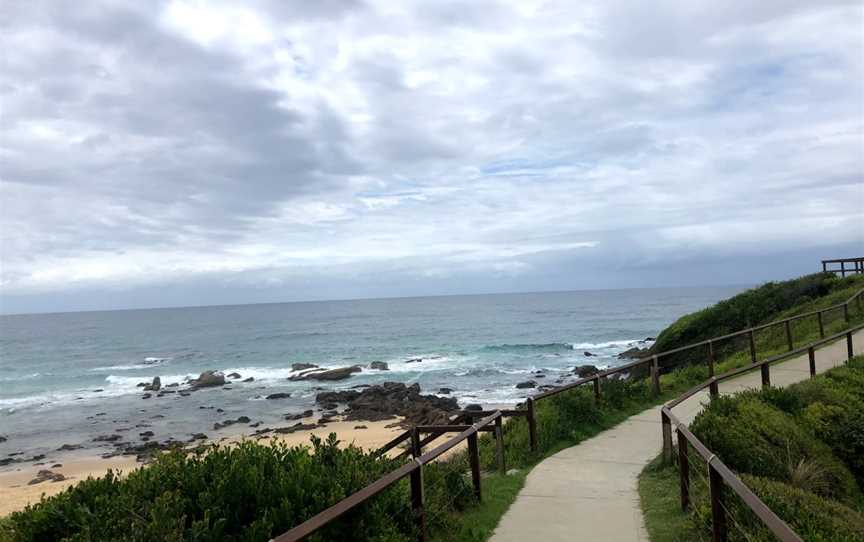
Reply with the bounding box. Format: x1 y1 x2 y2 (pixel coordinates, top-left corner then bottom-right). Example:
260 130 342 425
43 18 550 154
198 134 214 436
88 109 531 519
0 286 742 461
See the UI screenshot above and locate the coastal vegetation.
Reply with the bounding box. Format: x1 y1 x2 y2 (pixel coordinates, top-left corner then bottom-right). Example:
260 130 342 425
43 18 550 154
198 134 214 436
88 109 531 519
639 356 864 541
2 273 862 541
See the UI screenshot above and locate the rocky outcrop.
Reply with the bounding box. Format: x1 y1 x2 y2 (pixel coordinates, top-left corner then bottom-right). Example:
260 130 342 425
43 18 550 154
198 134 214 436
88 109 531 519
618 347 650 360
515 380 536 389
573 364 600 378
189 371 226 389
285 410 314 421
314 382 458 426
265 393 291 400
291 363 318 371
143 377 161 392
28 470 65 485
301 366 362 381
369 361 389 370
583 351 594 357
438 387 453 394
226 372 241 379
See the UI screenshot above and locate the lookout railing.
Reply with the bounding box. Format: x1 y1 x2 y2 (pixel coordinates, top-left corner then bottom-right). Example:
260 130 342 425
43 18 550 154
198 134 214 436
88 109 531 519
822 256 864 276
272 281 864 542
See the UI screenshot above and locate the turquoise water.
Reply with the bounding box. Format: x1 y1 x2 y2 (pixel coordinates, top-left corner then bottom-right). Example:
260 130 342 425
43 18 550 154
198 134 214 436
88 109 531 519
0 287 741 461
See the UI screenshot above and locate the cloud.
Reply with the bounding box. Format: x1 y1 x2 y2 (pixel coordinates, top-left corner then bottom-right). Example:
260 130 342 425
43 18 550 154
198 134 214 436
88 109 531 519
1 0 862 311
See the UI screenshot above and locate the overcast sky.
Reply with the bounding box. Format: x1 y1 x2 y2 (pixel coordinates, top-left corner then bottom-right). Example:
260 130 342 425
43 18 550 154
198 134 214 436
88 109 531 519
1 1 862 314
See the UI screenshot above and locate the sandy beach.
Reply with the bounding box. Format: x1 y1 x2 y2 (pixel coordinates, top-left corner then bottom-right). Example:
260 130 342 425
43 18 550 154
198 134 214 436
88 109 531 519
0 417 406 517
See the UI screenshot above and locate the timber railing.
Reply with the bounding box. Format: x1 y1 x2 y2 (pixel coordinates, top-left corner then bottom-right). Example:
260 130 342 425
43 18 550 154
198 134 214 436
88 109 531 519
272 282 864 542
822 256 864 276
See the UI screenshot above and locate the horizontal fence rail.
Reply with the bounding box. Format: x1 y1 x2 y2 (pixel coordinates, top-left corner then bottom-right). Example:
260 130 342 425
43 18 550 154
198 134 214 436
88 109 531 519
269 277 864 542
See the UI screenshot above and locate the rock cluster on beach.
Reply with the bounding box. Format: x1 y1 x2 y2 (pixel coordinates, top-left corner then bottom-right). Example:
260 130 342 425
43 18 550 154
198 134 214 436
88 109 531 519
314 382 458 426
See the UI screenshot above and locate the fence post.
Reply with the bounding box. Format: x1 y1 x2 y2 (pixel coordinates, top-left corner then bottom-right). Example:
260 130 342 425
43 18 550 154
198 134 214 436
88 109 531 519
708 341 719 398
651 355 661 396
808 346 816 377
847 331 854 362
661 410 673 464
410 427 421 458
526 397 538 453
784 320 793 351
748 330 757 364
760 363 770 388
857 292 862 313
410 463 426 542
677 428 690 512
817 311 825 338
494 416 506 474
709 460 727 542
593 376 601 403
467 432 482 502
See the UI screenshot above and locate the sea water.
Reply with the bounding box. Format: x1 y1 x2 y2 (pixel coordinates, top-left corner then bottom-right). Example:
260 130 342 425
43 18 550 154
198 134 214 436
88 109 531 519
0 287 742 461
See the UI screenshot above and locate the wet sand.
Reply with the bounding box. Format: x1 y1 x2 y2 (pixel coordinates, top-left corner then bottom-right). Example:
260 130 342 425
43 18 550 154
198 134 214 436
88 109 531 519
0 416 406 517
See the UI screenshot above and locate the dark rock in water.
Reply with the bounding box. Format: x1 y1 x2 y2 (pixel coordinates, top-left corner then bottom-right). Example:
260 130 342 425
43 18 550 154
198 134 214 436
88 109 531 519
179 392 190 397
143 376 161 392
369 361 389 371
303 366 362 381
94 434 122 442
274 423 317 434
515 381 536 389
284 410 314 421
51 463 62 468
92 389 104 392
242 377 254 382
438 387 453 394
28 470 65 485
265 393 292 400
216 408 224 413
464 404 483 412
57 443 82 451
141 393 152 399
354 425 368 429
314 381 458 426
222 387 233 390
237 416 251 423
0 436 6 443
249 422 261 428
189 433 207 441
644 337 655 342
535 374 546 378
166 383 179 388
226 372 242 379
573 365 600 378
29 454 45 461
189 370 226 389
405 358 422 363
136 382 147 388
618 347 649 360
291 363 318 371
139 431 154 438
583 351 594 357
213 416 251 430
0 457 17 466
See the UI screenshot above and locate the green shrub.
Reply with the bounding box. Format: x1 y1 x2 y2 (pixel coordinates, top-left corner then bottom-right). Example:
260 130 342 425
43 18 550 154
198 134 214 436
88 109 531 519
690 396 859 504
4 435 417 542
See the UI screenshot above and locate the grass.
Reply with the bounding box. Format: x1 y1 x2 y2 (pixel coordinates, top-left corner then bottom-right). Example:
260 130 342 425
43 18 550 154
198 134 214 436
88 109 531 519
638 455 696 542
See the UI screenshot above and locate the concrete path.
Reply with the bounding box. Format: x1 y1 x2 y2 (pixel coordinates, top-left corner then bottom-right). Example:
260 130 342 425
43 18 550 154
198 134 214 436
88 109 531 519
489 331 864 542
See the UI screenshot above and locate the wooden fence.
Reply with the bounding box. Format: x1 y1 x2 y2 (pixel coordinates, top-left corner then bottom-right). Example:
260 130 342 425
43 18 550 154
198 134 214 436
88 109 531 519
822 256 864 276
271 283 864 542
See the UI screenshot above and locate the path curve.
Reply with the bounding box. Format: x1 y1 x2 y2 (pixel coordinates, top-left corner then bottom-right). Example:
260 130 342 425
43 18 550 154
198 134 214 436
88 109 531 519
489 331 864 542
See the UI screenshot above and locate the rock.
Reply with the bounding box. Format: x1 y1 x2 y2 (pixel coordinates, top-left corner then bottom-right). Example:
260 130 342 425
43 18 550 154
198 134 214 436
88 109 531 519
274 423 317 434
237 416 251 423
573 365 600 378
515 380 536 389
291 363 318 371
645 337 655 342
141 393 152 399
249 422 261 428
354 425 368 429
189 433 207 441
405 358 422 363
94 434 122 442
28 470 65 485
213 416 251 430
226 372 241 379
92 389 104 392
143 376 161 392
303 366 362 381
136 382 147 388
618 347 649 360
285 410 314 421
189 370 226 389
166 383 179 388
0 458 17 466
438 387 453 394
57 443 82 451
369 361 389 371
583 351 594 357
139 431 155 437
314 381 458 426
0 436 6 443
242 377 254 382
535 374 546 378
265 393 292 400
464 404 483 412
51 463 62 468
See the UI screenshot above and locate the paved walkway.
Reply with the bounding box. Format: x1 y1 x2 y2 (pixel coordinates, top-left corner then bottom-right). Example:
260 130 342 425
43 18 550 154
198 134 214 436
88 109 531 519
489 331 864 542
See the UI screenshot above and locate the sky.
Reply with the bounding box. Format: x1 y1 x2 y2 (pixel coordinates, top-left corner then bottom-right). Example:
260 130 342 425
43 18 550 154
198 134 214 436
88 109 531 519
1 0 863 314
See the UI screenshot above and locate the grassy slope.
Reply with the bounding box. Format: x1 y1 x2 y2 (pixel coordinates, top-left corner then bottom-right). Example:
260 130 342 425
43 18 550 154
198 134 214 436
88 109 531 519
638 356 864 542
443 273 864 542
